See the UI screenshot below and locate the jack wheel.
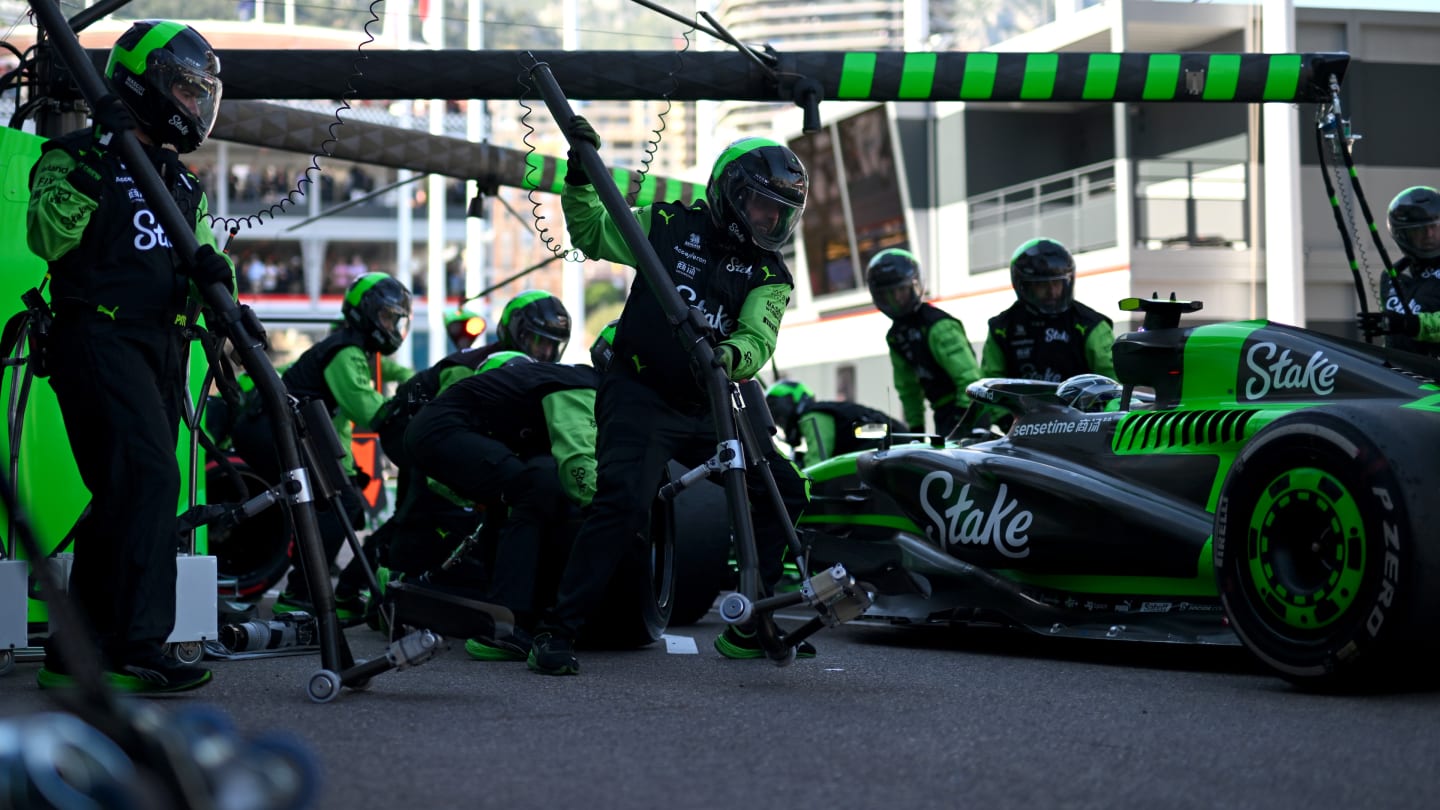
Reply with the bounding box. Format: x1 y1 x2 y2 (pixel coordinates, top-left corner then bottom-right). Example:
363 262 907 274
169 641 204 665
717 592 752 625
306 669 342 703
769 646 797 668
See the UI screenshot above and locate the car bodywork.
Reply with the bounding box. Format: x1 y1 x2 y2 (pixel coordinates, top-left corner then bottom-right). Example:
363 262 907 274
799 298 1440 687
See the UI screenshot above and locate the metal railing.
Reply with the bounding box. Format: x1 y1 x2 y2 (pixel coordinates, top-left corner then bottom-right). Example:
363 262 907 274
968 161 1118 273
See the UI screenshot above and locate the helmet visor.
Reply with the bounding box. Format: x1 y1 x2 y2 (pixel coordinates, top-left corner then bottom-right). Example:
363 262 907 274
378 305 411 347
737 186 803 252
871 281 920 318
1017 278 1073 315
1395 221 1440 260
153 57 222 143
517 327 568 363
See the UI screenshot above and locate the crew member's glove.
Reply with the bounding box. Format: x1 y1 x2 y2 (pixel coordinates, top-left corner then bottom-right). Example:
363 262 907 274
238 303 269 350
712 343 738 379
563 115 602 186
65 160 104 202
1357 311 1420 339
566 115 602 150
90 93 135 135
189 244 236 294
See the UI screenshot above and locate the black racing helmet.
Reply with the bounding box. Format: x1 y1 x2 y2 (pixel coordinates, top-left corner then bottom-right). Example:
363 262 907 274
589 319 620 372
343 273 412 355
1010 238 1075 315
865 248 925 319
105 20 222 153
706 137 808 252
499 291 571 363
1388 186 1440 262
764 378 814 442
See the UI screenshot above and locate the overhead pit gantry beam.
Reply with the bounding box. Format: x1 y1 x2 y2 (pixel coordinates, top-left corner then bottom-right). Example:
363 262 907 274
74 49 1351 104
205 50 1349 104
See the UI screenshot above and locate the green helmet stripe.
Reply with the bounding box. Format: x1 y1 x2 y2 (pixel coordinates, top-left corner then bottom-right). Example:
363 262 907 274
346 272 389 307
711 137 782 185
873 247 917 264
501 290 551 326
107 20 186 78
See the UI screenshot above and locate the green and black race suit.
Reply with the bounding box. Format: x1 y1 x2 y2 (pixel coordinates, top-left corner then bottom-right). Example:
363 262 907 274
372 341 509 466
981 300 1116 383
886 302 980 432
28 128 231 321
407 362 601 508
562 184 791 407
797 400 907 464
1379 258 1440 357
279 327 412 473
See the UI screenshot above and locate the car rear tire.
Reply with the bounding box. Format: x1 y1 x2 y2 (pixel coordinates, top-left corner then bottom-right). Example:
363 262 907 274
1214 407 1440 691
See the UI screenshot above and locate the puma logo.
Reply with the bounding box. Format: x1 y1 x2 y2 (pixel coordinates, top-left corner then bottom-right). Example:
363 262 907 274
760 265 776 282
630 355 646 373
657 210 674 225
95 304 118 320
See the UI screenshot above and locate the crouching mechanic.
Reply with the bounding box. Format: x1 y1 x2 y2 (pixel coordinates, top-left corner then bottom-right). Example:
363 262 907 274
765 379 907 466
527 121 813 675
231 272 414 623
404 353 600 660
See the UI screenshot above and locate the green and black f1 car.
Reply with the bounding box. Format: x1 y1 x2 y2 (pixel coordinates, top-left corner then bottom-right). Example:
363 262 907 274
797 296 1440 691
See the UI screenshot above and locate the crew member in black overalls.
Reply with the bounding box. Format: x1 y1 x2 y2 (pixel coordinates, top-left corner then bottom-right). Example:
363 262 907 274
867 248 981 438
981 238 1116 388
406 355 600 660
231 272 413 624
764 379 906 466
1357 186 1440 355
28 20 233 692
528 124 810 675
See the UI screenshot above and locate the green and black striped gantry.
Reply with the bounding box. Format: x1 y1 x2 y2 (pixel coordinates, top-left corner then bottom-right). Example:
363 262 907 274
197 49 1348 198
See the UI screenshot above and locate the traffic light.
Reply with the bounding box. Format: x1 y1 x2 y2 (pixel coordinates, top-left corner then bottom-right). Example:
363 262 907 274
445 309 486 350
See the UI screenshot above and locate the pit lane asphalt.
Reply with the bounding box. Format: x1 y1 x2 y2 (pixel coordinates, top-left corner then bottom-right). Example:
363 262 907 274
3 608 1439 810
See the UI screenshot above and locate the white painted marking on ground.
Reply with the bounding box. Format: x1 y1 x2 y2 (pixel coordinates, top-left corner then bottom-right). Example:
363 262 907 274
662 634 698 654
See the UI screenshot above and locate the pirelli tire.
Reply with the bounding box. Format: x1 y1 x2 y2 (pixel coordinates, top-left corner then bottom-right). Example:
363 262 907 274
1214 406 1440 691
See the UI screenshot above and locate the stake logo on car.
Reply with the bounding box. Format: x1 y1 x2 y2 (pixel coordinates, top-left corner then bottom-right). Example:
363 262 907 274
1241 341 1339 400
919 471 1033 559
